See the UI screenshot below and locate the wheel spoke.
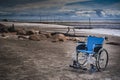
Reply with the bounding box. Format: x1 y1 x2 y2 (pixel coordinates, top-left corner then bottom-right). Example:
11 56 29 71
77 52 87 65
96 49 108 71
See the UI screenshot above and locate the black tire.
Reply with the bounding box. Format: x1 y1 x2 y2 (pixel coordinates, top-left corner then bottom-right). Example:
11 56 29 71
96 48 109 71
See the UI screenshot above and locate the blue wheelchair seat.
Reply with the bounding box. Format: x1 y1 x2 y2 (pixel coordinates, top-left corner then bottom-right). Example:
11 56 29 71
77 36 104 54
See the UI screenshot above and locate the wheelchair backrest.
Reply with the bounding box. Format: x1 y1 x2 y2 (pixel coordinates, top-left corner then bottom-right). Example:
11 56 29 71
87 36 104 51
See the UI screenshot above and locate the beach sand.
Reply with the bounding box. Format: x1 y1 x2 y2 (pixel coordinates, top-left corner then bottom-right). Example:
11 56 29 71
0 22 120 80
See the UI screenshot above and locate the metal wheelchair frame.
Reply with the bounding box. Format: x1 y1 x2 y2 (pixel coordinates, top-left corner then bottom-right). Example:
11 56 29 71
70 36 109 73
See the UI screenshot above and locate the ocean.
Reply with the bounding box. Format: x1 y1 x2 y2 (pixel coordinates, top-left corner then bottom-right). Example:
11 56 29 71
0 17 120 36
75 29 120 37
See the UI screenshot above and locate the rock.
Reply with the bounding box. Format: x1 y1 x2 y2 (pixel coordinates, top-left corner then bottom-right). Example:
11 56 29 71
51 32 61 36
29 34 46 41
72 37 80 41
29 35 40 41
39 34 47 40
1 33 7 37
39 30 42 34
8 27 16 32
0 33 18 39
0 33 9 38
16 29 26 35
0 23 16 33
66 37 70 40
44 33 52 38
18 35 29 39
26 29 35 35
8 35 18 40
70 37 81 42
70 37 86 42
0 23 9 33
53 33 67 42
34 30 39 35
8 24 16 32
1 28 9 33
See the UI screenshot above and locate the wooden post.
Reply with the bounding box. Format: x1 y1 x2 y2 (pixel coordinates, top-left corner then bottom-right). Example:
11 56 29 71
73 27 75 36
89 18 91 28
66 27 70 34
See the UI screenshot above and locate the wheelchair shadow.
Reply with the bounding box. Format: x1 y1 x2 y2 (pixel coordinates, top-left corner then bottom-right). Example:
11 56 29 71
106 42 120 46
69 69 87 74
65 67 88 74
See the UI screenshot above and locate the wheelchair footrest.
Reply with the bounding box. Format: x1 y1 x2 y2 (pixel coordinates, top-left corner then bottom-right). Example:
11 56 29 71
69 64 87 70
69 64 81 69
69 60 87 70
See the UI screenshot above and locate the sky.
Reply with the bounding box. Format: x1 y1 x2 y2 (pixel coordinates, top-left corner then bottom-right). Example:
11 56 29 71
0 0 120 21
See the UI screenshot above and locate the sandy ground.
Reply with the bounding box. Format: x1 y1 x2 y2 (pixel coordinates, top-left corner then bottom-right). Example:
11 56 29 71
0 35 120 80
0 22 120 80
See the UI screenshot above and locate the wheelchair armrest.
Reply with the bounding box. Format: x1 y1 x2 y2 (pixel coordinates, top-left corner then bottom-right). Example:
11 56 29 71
76 42 87 50
77 41 85 44
93 44 102 52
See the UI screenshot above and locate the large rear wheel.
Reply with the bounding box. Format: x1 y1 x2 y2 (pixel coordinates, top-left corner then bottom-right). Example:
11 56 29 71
96 48 109 71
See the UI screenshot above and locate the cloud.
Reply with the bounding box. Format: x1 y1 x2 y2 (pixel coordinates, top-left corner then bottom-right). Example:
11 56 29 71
94 9 104 17
100 11 106 17
59 8 75 12
76 10 96 14
65 0 120 9
94 9 120 17
75 9 120 18
75 10 98 17
0 0 46 8
0 0 120 20
0 0 89 11
103 9 120 17
0 11 13 16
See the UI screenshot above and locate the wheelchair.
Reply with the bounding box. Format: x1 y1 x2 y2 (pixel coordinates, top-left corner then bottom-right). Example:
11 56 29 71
70 36 109 72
